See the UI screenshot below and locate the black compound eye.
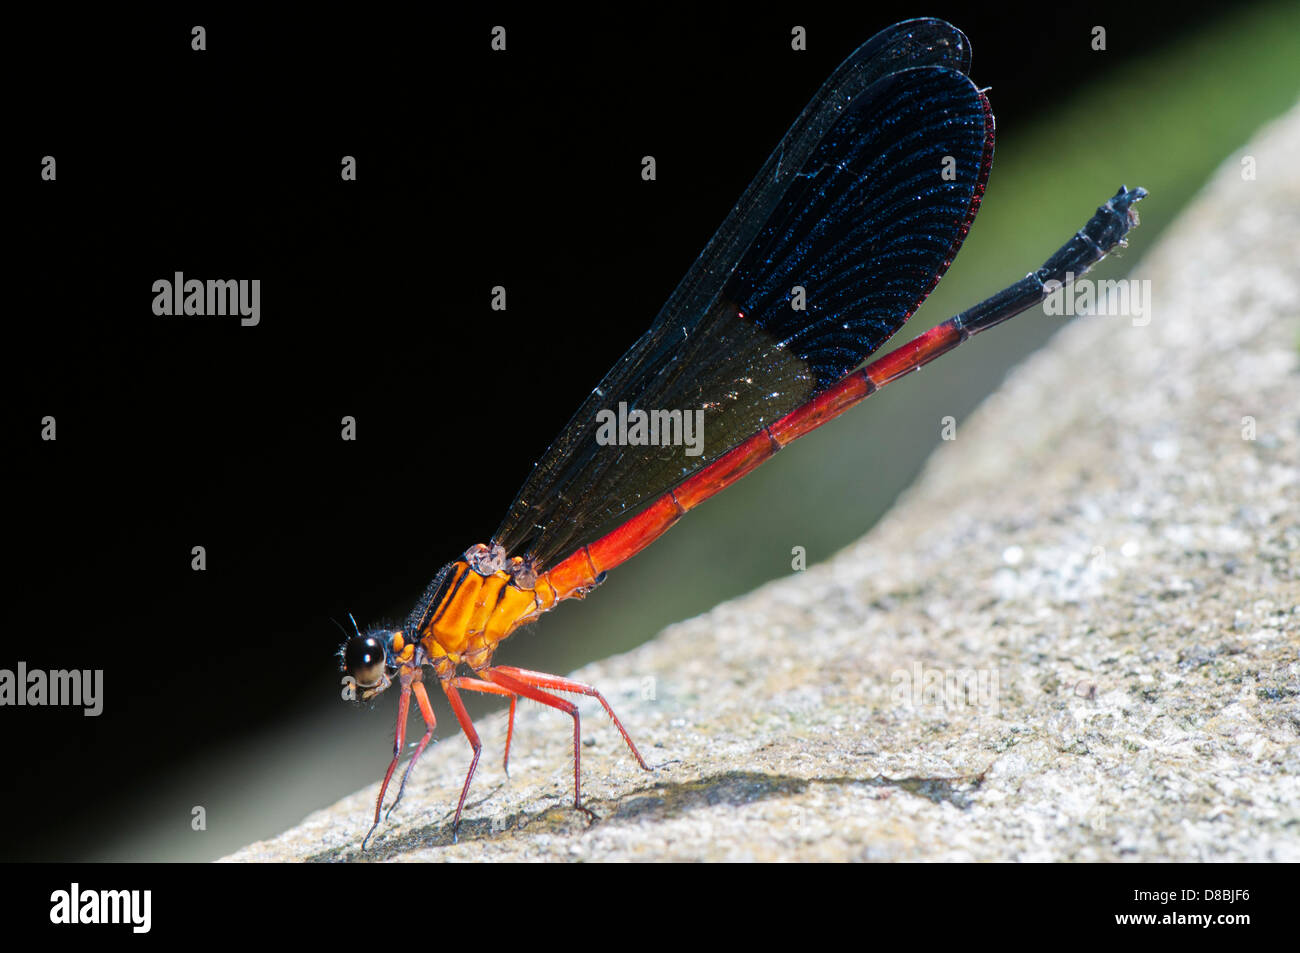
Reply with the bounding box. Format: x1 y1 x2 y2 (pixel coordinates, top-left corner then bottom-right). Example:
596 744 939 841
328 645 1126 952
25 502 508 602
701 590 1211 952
344 634 387 687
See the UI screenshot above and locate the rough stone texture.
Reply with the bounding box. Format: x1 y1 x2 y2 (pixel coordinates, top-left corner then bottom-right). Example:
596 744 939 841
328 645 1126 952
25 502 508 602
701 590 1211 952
224 107 1299 863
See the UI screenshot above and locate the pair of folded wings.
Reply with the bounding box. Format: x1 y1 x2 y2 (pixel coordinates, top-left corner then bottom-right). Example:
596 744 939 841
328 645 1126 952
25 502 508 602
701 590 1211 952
491 18 994 568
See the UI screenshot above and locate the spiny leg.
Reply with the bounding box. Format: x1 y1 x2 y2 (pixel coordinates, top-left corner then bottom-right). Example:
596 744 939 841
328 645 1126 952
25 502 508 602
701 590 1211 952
447 675 519 776
440 679 484 841
490 665 653 772
481 667 595 819
362 669 413 851
505 695 517 776
385 677 437 822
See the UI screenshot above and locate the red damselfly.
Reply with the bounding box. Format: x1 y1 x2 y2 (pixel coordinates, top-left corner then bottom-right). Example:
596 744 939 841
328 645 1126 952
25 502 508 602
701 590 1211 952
340 17 1146 848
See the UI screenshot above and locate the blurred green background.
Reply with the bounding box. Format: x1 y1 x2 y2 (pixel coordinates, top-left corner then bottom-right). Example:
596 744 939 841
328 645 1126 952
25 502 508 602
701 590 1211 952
89 2 1298 860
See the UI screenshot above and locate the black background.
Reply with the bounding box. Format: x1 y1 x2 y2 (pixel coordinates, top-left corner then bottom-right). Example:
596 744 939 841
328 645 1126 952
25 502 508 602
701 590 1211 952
7 1 1266 865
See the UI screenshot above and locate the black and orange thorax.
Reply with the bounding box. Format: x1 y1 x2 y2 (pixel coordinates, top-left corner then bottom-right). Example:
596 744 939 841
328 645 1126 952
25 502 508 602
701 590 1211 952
409 547 607 677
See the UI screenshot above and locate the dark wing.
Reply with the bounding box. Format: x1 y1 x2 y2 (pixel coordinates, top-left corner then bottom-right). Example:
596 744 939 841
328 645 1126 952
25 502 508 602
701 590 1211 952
494 20 993 567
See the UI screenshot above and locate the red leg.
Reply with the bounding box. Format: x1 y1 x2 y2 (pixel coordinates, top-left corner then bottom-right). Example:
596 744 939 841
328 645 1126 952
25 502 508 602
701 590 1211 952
481 667 596 817
385 678 438 822
490 665 652 771
440 679 483 841
505 695 517 776
447 676 519 776
362 667 414 851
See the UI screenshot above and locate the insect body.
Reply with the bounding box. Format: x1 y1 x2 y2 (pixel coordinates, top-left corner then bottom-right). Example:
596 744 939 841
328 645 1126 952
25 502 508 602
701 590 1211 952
339 17 1146 848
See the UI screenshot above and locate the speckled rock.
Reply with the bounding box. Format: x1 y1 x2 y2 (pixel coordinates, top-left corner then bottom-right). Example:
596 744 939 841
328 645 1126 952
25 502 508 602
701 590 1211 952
223 106 1299 863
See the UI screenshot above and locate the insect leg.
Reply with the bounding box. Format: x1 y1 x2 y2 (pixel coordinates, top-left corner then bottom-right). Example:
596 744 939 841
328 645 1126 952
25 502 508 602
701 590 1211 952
440 679 483 841
362 668 413 851
385 676 438 821
489 665 652 772
447 675 519 776
481 667 593 817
